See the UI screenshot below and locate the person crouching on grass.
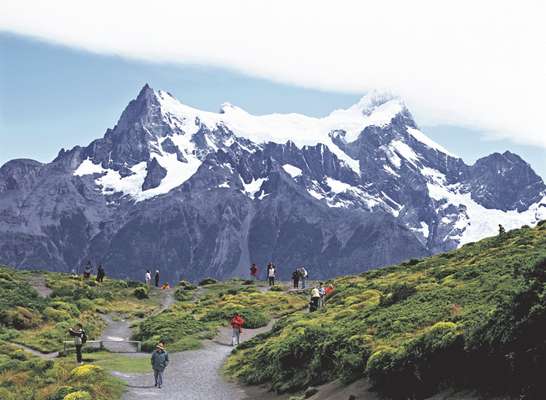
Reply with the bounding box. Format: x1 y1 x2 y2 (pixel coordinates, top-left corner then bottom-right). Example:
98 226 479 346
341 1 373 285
230 313 245 346
151 342 169 389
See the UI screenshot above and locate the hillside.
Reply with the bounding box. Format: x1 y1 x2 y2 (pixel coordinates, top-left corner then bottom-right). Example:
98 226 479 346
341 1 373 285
225 222 546 399
0 266 307 399
1 85 545 281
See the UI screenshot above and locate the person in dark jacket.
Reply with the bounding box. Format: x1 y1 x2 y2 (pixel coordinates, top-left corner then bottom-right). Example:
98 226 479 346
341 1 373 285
68 323 86 364
151 342 169 389
154 270 160 287
292 269 300 289
96 264 105 283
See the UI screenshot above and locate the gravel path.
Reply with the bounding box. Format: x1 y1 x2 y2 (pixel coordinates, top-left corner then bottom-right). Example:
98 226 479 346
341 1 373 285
116 341 247 400
100 314 138 353
117 320 276 400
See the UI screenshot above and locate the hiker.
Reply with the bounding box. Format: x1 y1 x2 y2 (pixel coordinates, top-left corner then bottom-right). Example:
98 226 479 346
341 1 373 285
161 283 170 290
96 264 105 283
292 269 300 289
145 270 152 287
324 284 334 297
83 261 92 279
498 224 506 236
151 342 169 389
267 263 276 286
310 286 321 312
154 269 160 287
318 282 326 308
250 263 259 281
68 323 87 364
230 313 245 346
299 266 308 289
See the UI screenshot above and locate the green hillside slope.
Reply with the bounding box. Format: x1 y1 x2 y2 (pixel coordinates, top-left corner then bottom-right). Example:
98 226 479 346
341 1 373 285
226 222 546 399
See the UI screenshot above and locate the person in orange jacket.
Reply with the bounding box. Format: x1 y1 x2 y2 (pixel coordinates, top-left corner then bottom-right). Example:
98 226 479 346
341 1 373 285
230 313 245 346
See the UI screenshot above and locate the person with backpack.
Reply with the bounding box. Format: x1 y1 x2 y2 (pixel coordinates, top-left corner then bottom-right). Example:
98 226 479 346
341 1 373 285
68 323 87 364
292 269 300 289
230 313 245 346
151 342 169 389
310 286 321 312
250 263 259 281
299 266 308 289
154 270 160 287
267 263 276 286
96 264 105 283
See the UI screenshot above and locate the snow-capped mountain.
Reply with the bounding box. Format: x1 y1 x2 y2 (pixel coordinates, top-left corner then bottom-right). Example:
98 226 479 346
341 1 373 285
1 84 544 281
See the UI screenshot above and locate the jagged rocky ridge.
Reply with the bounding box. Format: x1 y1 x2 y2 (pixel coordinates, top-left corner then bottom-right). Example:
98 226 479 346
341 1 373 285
1 85 544 281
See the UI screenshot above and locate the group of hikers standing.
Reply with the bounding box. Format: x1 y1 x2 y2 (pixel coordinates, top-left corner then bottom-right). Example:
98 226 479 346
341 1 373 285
76 261 106 282
250 262 309 289
145 269 162 287
291 266 309 289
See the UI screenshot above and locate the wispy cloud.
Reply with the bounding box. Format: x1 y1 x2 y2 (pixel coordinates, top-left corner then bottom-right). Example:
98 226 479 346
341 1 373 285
2 0 545 148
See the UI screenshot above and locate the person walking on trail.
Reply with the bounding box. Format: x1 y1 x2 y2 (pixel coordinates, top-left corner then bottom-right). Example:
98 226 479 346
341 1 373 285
250 263 259 281
96 264 105 283
292 269 300 289
68 323 87 364
310 286 321 312
267 263 276 286
145 270 152 287
83 261 92 279
151 343 169 389
299 266 308 289
154 269 160 287
231 313 245 346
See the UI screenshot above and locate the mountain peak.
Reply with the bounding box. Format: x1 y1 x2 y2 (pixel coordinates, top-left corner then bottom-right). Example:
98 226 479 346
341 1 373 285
136 83 155 100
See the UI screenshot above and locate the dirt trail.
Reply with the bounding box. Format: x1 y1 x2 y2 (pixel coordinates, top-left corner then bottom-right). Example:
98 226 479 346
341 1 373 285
10 342 59 359
26 274 53 298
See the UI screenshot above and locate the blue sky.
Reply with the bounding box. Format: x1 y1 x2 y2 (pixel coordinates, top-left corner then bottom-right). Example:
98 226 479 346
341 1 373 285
1 33 544 178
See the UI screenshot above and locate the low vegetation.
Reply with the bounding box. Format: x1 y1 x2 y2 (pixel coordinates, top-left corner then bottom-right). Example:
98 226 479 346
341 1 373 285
134 280 308 351
0 268 157 353
0 342 124 400
226 222 546 399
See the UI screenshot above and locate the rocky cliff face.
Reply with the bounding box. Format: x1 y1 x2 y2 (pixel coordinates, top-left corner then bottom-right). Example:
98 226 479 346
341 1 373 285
1 85 544 281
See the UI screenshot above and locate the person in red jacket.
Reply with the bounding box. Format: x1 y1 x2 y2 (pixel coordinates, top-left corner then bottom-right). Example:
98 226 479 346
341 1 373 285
250 263 259 281
230 313 245 346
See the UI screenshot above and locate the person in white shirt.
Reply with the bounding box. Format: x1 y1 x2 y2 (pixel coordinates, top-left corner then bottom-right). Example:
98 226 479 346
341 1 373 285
145 270 152 287
267 263 276 286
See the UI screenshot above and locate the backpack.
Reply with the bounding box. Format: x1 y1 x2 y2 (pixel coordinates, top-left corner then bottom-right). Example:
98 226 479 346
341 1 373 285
81 331 87 344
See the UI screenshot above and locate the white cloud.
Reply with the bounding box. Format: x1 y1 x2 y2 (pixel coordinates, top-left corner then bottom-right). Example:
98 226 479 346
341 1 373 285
1 0 545 148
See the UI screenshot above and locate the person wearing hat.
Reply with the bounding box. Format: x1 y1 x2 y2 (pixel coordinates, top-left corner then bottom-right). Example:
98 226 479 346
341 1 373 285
151 342 169 389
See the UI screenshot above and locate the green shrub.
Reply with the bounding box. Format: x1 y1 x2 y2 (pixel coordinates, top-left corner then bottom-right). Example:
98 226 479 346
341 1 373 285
379 283 416 306
178 280 197 290
174 288 192 302
44 306 71 322
199 278 218 286
133 287 149 299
